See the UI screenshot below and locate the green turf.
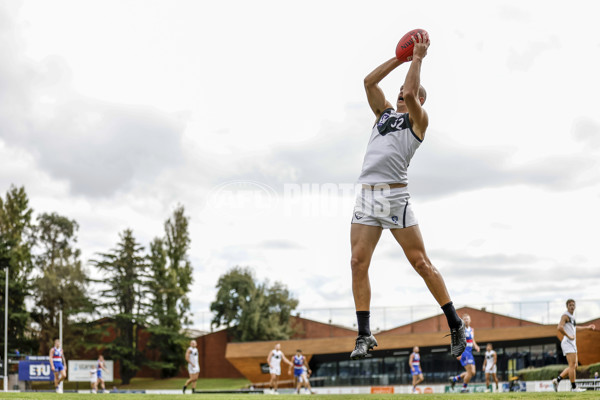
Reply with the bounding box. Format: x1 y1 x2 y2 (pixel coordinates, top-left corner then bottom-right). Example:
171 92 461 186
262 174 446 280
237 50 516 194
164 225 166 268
1 393 599 399
29 377 250 391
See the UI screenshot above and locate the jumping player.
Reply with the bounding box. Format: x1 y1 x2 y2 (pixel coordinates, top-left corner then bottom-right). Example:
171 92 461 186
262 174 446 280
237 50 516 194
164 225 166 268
552 299 595 392
483 343 499 391
350 31 465 360
183 340 200 394
449 314 479 392
96 355 108 393
409 346 424 393
49 338 67 393
267 343 293 394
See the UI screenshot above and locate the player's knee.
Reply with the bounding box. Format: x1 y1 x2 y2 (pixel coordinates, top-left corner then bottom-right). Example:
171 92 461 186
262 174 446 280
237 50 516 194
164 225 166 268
412 257 434 277
351 255 369 275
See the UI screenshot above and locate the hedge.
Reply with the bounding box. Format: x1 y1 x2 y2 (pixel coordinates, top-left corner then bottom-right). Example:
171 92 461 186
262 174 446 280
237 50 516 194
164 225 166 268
518 362 600 381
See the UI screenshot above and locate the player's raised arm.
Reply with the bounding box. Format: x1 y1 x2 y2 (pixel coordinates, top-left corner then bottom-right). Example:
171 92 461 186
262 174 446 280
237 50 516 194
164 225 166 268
402 32 429 139
364 58 403 119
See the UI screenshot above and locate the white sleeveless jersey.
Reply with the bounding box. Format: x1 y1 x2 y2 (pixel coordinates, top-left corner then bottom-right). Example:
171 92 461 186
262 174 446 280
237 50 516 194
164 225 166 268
270 349 283 367
562 311 576 340
188 347 199 366
485 350 495 364
358 108 422 185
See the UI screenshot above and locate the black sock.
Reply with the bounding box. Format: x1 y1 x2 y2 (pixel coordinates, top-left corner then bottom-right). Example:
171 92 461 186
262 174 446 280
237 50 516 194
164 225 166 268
556 376 562 383
441 302 461 329
571 382 576 389
356 311 371 336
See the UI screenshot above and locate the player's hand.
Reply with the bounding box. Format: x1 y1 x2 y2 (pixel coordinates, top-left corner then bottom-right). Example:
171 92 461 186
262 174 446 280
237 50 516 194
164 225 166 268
590 324 596 331
411 32 430 60
568 335 575 340
456 356 461 361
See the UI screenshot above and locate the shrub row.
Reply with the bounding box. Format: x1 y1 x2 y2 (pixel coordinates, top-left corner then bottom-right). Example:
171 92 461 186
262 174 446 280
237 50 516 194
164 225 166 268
518 362 600 381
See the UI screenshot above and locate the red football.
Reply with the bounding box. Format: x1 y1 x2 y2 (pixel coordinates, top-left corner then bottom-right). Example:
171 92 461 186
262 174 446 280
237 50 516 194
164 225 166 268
395 28 428 62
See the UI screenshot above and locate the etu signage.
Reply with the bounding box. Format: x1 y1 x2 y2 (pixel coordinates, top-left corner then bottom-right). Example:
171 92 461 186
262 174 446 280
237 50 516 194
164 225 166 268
18 360 54 381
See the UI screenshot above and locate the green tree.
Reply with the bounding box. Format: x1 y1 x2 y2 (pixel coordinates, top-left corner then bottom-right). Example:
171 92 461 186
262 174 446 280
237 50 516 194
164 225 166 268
210 267 299 342
31 212 94 357
146 205 194 377
0 185 37 354
91 229 149 384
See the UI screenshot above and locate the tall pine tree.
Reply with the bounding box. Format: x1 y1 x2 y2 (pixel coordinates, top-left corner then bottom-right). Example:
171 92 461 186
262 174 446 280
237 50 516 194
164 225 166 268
0 185 37 354
31 212 94 357
92 229 149 384
147 205 194 377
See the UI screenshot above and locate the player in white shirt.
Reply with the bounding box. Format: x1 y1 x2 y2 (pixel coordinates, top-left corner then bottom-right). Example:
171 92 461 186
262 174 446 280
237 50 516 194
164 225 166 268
267 343 293 394
299 365 316 395
482 343 498 391
349 30 465 362
90 366 98 394
552 299 595 392
183 340 200 394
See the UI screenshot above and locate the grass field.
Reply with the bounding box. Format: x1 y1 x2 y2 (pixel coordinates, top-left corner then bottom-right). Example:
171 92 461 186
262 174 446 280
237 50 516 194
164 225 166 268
29 377 250 391
1 393 599 399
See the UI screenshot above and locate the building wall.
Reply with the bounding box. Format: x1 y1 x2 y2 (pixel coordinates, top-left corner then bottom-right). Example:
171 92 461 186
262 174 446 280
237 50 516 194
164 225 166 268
379 307 540 335
290 316 355 339
194 329 244 379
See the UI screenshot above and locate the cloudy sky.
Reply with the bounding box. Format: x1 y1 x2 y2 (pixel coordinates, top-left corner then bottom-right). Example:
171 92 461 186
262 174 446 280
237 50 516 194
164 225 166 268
1 0 599 332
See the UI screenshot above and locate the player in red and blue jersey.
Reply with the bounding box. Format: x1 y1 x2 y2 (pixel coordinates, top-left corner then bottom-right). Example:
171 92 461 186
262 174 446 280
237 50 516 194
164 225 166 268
289 349 311 394
409 346 424 393
49 338 67 393
96 355 108 393
449 314 480 392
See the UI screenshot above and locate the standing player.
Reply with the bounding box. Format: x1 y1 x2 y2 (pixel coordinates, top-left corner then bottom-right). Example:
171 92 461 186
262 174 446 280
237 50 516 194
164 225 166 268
96 355 108 394
50 338 67 393
349 31 466 360
183 340 200 394
49 338 67 393
289 349 312 394
449 314 480 392
483 343 499 392
409 346 424 393
552 299 596 392
267 343 293 394
300 364 316 395
89 365 98 394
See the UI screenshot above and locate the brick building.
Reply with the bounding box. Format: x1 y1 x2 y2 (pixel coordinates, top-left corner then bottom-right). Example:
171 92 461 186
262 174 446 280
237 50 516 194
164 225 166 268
225 307 600 387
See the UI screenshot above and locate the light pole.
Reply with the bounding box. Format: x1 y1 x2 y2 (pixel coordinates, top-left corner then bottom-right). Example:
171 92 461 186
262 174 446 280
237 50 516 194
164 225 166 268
3 267 8 392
